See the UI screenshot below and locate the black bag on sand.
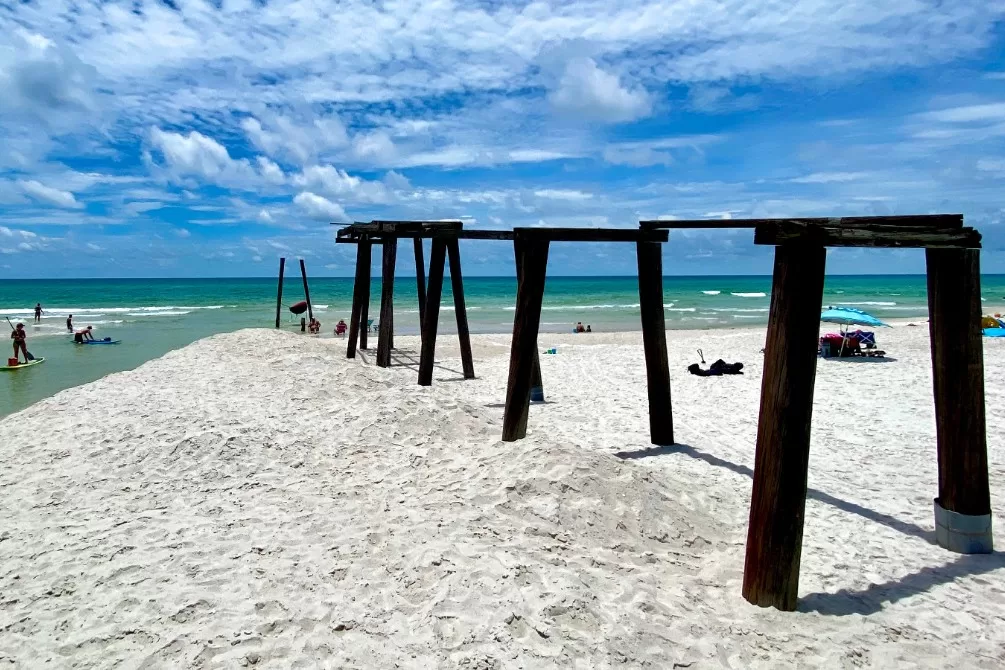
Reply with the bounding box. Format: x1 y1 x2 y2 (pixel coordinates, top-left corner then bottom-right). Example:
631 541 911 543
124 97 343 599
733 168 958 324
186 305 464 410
688 359 744 376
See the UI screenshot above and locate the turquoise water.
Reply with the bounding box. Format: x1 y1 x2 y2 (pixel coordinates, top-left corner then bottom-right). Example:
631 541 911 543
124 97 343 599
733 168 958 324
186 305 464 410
2 275 1005 417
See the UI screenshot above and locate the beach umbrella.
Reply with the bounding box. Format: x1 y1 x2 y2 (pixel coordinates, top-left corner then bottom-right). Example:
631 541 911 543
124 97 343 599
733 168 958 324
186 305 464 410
820 307 889 356
820 306 890 328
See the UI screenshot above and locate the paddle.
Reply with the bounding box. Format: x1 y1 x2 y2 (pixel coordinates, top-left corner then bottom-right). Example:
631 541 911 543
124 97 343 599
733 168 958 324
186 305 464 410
6 317 35 361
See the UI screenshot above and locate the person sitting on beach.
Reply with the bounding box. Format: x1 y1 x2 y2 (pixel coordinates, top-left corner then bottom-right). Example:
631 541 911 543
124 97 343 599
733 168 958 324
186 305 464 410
575 322 586 333
66 314 73 332
308 317 321 334
335 319 347 337
11 323 28 362
74 326 94 344
34 303 42 323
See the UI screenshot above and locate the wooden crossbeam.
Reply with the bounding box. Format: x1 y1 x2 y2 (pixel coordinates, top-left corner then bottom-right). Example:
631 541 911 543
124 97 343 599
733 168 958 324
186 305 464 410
641 214 963 230
753 223 981 248
335 229 518 243
513 227 669 243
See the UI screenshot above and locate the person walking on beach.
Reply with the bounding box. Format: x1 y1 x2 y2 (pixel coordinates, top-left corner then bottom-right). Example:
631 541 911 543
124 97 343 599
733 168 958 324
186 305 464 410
66 314 73 332
11 323 28 362
74 326 95 344
34 303 42 323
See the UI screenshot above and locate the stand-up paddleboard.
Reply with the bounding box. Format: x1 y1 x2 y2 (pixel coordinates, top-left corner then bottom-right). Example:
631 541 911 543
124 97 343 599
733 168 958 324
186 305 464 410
82 339 121 345
1 357 44 371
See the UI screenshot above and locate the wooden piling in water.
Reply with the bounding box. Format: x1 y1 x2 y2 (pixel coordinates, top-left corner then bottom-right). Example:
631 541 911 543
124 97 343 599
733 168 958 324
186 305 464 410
299 258 313 321
275 257 285 328
742 243 827 611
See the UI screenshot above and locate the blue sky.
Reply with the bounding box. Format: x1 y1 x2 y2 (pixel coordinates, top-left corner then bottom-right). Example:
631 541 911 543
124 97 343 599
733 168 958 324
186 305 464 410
2 0 1005 278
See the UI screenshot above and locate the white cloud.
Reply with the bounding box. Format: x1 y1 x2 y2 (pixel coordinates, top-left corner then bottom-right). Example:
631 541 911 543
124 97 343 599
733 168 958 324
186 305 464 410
149 128 252 183
174 228 192 238
241 115 349 164
534 189 593 201
292 165 388 203
977 158 1005 174
789 172 871 184
86 242 103 251
293 191 348 221
256 157 285 185
919 103 1005 123
549 58 651 123
18 180 81 208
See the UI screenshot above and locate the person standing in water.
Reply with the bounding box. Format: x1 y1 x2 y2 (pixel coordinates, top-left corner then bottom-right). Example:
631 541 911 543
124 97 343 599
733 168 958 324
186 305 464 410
11 323 28 362
74 326 95 344
66 314 73 332
34 303 42 323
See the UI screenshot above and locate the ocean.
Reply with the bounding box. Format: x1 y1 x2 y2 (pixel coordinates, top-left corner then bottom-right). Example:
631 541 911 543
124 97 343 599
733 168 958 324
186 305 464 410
3 275 1005 417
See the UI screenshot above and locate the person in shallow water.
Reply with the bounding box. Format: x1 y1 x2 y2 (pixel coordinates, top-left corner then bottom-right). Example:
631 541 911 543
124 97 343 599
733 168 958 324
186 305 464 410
10 323 28 362
66 314 73 332
74 326 94 344
34 303 42 323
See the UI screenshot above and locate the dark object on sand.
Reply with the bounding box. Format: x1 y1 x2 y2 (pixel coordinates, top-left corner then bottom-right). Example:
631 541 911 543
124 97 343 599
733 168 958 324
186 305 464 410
688 359 744 376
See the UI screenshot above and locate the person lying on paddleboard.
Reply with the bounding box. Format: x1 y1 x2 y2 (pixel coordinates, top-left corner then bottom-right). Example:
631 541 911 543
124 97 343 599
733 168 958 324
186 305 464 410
74 326 95 344
11 323 28 362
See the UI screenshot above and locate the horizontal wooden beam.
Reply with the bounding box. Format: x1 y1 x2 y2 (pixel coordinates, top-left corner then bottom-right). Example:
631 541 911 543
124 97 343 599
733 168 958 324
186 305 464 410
336 229 517 243
513 227 668 243
641 214 963 230
753 223 981 249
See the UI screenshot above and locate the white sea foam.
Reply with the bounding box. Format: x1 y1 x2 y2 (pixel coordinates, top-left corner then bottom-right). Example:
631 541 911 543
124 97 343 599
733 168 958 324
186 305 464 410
666 307 697 312
731 292 767 298
126 310 193 317
702 290 721 295
840 301 897 307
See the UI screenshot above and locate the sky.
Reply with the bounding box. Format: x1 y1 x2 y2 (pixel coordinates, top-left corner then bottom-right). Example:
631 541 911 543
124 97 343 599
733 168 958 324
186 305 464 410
1 0 1005 278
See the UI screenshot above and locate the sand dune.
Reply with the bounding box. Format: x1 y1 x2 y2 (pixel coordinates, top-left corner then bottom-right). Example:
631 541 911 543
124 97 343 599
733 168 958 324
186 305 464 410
2 326 1004 668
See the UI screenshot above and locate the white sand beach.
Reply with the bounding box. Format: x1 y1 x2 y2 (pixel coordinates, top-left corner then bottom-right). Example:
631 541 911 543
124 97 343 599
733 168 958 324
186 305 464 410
2 325 1005 668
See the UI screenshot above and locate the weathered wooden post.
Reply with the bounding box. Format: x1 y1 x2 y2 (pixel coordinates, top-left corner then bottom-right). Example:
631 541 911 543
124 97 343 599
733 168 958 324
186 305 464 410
347 241 368 359
502 236 550 441
743 243 827 611
358 239 372 350
447 239 475 379
926 248 993 553
418 239 447 386
636 241 674 446
376 238 398 367
299 258 313 321
513 239 544 402
275 257 285 328
414 238 427 330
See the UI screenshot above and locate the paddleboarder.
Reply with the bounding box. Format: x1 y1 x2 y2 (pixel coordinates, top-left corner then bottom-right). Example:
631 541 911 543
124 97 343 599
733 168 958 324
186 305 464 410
11 323 28 363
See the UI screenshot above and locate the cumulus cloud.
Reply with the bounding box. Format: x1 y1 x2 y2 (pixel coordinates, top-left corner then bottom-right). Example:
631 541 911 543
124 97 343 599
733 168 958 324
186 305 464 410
18 180 81 208
148 128 286 190
293 192 348 221
292 165 389 204
549 58 651 123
